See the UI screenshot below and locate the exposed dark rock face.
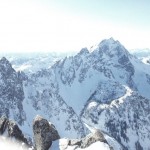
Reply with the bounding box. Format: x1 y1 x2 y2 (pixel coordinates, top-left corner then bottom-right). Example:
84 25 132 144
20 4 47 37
0 116 28 145
135 141 143 150
33 115 60 150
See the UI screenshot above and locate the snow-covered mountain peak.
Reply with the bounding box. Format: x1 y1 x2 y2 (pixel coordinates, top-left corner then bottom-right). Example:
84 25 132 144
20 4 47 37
89 38 129 61
0 57 13 71
0 57 9 63
78 47 89 56
98 38 129 57
99 37 117 45
0 57 18 80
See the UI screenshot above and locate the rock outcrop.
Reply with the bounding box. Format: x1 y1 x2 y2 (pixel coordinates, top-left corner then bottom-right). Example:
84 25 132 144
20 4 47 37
0 116 29 146
33 115 60 150
68 129 112 149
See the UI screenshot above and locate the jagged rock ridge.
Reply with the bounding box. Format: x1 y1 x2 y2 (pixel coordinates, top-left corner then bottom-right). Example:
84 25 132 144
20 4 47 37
0 116 29 148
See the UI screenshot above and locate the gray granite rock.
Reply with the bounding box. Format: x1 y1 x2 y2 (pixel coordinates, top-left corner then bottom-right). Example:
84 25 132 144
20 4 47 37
33 115 60 150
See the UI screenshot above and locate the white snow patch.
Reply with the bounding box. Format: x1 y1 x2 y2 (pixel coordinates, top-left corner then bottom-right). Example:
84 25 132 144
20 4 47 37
0 136 32 150
14 64 32 72
87 101 98 109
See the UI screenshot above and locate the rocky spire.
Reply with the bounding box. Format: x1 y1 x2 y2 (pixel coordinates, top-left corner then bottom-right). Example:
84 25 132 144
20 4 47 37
33 115 60 150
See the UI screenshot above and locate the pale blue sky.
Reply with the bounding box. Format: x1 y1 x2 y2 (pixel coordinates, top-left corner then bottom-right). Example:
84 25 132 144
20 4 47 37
0 0 149 52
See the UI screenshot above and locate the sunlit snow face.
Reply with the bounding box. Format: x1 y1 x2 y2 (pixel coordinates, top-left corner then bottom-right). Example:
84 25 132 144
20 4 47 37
0 136 31 150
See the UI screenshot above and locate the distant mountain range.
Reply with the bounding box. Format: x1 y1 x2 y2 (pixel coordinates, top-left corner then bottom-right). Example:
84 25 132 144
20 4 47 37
130 48 150 64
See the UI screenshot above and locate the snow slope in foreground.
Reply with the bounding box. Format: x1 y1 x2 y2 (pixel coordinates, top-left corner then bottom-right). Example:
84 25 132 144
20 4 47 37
0 136 32 150
51 139 110 150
